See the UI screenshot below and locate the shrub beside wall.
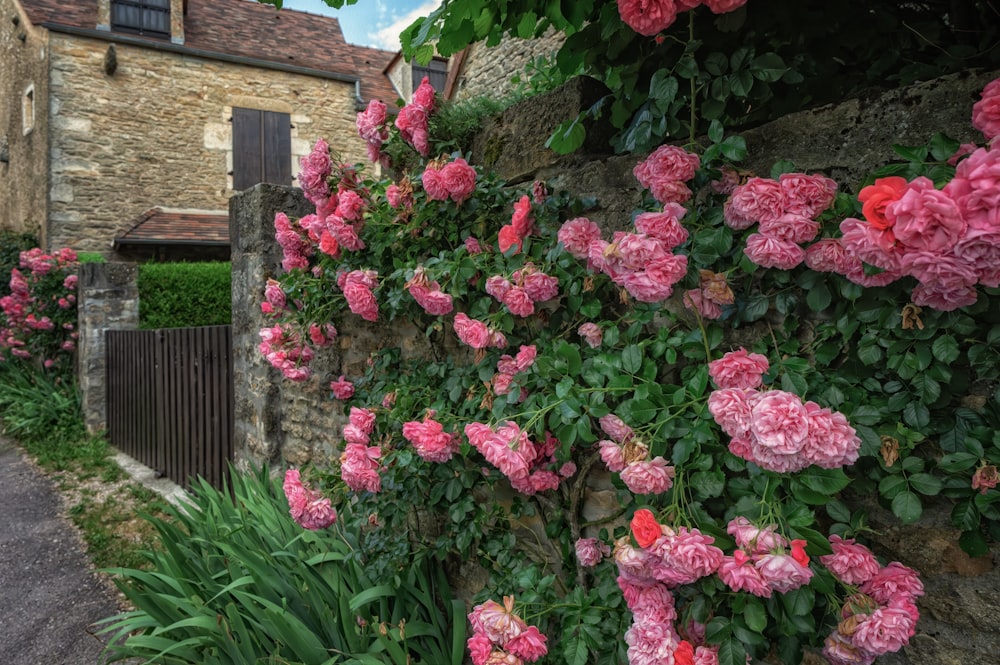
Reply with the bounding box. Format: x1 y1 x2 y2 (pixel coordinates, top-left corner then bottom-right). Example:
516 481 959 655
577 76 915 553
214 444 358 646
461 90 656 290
138 262 231 329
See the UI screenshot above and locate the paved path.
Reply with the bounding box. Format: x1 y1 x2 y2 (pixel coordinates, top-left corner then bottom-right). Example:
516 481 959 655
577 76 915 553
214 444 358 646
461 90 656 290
0 437 122 665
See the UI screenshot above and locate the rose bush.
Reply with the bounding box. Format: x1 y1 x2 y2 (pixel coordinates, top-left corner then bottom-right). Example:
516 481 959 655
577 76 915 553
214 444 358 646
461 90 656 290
261 64 999 665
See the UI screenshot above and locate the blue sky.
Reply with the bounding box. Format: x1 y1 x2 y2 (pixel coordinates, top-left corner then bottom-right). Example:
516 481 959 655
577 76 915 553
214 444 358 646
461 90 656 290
275 0 439 51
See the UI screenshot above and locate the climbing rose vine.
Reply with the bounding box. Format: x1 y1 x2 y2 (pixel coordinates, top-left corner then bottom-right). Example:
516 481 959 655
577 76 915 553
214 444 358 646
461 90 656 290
268 71 1000 665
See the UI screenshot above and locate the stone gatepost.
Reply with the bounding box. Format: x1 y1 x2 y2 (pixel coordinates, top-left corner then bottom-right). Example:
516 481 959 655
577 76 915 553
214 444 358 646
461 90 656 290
229 184 313 469
77 262 139 434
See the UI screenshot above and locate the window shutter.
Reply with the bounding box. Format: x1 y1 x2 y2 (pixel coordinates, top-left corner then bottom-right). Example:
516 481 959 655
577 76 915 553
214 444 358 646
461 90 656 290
263 111 291 186
232 107 262 191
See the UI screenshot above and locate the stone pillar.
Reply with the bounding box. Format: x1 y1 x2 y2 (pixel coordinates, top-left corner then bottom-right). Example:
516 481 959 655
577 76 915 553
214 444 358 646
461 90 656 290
77 262 138 434
229 184 312 469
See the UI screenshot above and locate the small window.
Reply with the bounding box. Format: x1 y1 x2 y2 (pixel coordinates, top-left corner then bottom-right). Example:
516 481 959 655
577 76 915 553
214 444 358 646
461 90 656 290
413 58 448 95
111 0 170 38
22 84 34 135
231 108 291 190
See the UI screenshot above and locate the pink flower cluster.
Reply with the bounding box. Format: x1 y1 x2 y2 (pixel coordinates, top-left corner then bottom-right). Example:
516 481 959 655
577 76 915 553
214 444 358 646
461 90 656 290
422 157 477 204
485 263 559 318
464 422 574 495
258 323 315 382
598 415 675 495
614 509 723 665
330 375 354 400
0 248 79 368
683 269 735 320
405 266 454 316
453 312 507 350
820 149 1000 310
356 99 389 163
577 322 603 348
575 537 611 567
707 349 860 473
498 195 536 254
717 517 812 597
616 0 748 37
973 77 1000 145
467 596 548 665
282 469 337 530
558 206 689 303
338 269 379 322
724 173 837 269
402 411 460 463
820 537 923 665
274 211 315 271
492 344 537 398
633 145 701 205
396 76 435 156
340 407 382 493
298 137 333 207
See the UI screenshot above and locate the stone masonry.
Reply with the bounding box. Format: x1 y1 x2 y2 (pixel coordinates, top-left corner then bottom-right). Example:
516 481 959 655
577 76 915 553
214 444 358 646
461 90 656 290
453 29 565 102
45 33 369 254
0 0 49 238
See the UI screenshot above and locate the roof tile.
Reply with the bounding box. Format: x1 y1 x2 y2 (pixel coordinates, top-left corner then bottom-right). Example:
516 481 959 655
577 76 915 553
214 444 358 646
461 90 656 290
114 207 230 246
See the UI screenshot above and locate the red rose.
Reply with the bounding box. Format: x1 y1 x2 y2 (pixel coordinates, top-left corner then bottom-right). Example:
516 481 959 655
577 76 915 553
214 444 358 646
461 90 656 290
858 176 907 232
790 539 810 567
630 508 662 548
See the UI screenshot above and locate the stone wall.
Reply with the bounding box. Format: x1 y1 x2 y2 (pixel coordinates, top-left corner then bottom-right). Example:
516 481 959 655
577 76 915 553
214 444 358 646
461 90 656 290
76 262 139 434
0 0 49 239
452 29 564 102
45 32 370 254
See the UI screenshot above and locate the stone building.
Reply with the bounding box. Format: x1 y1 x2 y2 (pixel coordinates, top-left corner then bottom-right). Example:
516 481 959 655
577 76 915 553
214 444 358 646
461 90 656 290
0 0 399 259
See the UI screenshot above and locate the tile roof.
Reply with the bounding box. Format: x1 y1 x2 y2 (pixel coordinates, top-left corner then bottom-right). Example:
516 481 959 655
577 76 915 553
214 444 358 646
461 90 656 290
19 0 398 105
114 207 230 247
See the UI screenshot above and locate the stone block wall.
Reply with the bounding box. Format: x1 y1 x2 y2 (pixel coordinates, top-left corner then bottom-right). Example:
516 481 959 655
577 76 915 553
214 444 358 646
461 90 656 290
77 261 139 434
45 32 369 254
0 0 49 239
452 28 565 102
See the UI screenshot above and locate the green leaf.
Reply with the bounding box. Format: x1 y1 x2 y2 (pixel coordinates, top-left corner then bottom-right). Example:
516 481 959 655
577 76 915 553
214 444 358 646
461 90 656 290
878 474 907 499
951 500 980 531
910 375 941 403
750 52 788 82
929 132 961 162
717 638 747 665
857 342 882 366
622 344 642 374
720 135 748 162
691 469 726 498
515 11 537 38
891 491 923 523
908 473 942 496
546 115 587 155
959 529 989 557
903 402 930 429
649 72 679 105
743 600 767 632
938 452 980 472
708 119 725 144
780 372 808 395
798 467 851 494
892 143 929 163
931 335 960 363
806 283 831 312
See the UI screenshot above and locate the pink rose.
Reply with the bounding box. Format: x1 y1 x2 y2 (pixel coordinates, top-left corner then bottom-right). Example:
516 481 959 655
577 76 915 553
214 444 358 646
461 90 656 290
336 189 365 221
708 348 769 390
634 144 701 186
616 0 679 36
340 441 381 493
727 178 785 225
617 233 670 270
860 561 924 604
726 517 787 553
342 282 378 322
464 236 486 254
421 165 449 201
503 287 535 317
623 270 675 302
702 0 747 13
650 179 693 205
505 625 548 662
599 440 626 472
744 233 806 269
954 228 1000 287
575 537 610 567
578 322 603 348
778 172 838 219
283 469 337 530
911 281 979 311
621 457 675 494
717 553 772 597
453 312 492 349
804 238 862 275
511 195 535 238
972 77 1000 143
649 527 723 585
559 217 603 259
801 402 860 469
298 138 331 204
412 75 436 111
755 552 814 593
707 387 755 438
634 210 689 249
758 213 820 244
900 250 978 290
820 535 881 585
943 147 1000 231
523 271 559 302
852 601 918 655
839 217 902 272
440 158 477 204
402 416 460 463
330 375 355 400
887 177 966 252
683 289 723 320
599 414 634 443
750 390 810 455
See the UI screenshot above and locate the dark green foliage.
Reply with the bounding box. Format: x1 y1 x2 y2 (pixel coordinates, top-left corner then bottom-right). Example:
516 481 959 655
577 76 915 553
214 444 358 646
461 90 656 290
99 467 465 665
138 262 232 329
0 231 38 297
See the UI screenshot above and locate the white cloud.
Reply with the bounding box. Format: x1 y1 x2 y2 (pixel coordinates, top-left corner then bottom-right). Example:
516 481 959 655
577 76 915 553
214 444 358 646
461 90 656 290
367 0 439 51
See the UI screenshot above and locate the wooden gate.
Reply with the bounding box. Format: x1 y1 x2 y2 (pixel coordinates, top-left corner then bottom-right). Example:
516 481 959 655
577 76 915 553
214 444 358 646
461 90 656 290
106 326 233 489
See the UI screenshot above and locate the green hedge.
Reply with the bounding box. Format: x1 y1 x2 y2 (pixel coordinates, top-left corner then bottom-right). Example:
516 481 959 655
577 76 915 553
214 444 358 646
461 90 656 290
138 262 231 329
